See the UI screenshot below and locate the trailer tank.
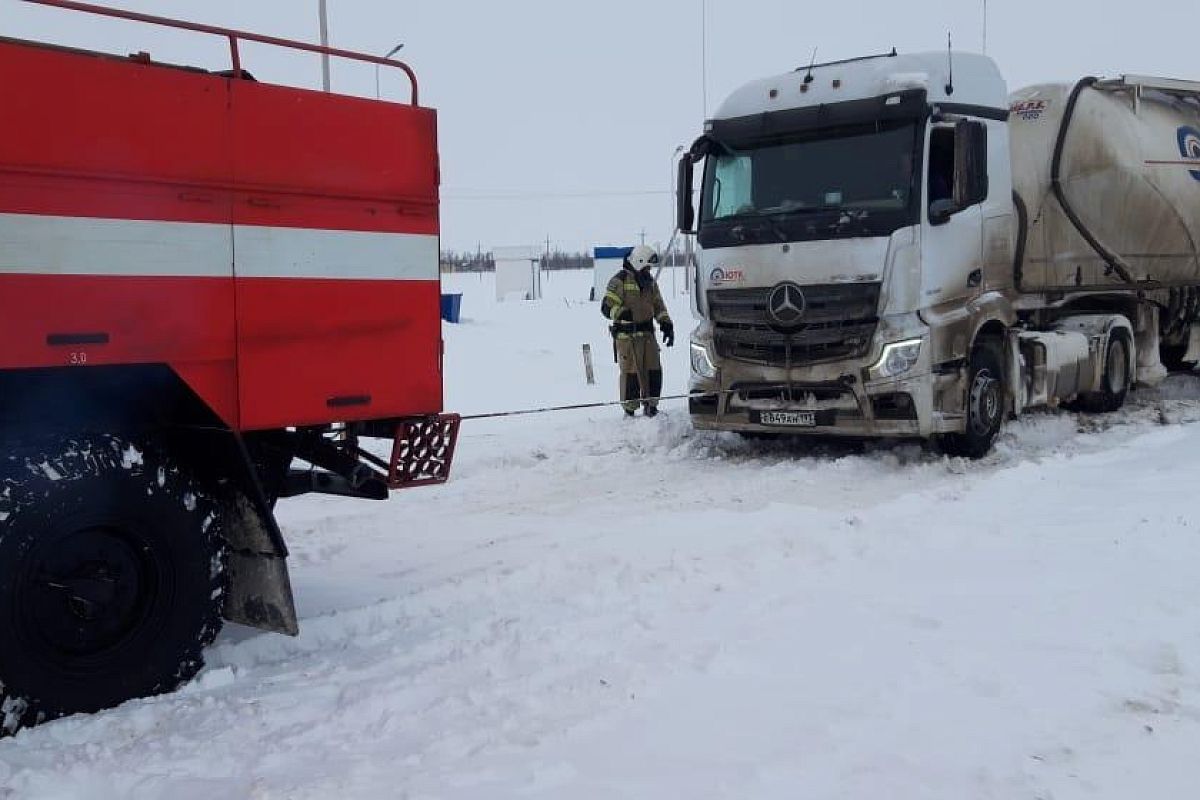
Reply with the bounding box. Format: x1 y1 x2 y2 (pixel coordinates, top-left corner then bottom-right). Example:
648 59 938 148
1009 78 1200 293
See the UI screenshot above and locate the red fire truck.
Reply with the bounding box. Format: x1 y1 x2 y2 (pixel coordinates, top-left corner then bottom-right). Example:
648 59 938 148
0 0 458 733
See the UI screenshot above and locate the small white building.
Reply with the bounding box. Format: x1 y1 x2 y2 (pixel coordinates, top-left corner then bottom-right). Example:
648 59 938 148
591 246 631 302
492 245 542 301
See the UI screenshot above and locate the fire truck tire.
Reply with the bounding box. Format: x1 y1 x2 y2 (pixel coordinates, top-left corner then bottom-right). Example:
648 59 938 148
0 435 228 735
938 340 1006 459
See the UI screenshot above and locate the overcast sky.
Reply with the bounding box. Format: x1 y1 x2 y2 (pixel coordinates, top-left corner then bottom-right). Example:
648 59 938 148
4 0 1196 253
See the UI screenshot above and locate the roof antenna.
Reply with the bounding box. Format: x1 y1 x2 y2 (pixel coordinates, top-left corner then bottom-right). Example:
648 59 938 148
803 47 818 84
944 32 955 95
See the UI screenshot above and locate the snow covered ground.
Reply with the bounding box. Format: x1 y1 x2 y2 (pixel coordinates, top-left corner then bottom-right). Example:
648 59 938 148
4 269 1200 799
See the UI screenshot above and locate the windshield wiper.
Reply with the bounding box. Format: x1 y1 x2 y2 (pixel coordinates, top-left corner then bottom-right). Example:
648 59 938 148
722 210 789 243
765 205 844 216
820 208 875 236
755 212 789 243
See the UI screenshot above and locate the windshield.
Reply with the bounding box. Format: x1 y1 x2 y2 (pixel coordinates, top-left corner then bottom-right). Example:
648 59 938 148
699 121 920 243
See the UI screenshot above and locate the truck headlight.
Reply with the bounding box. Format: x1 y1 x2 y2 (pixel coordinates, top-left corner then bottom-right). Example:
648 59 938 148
869 338 923 380
690 341 718 378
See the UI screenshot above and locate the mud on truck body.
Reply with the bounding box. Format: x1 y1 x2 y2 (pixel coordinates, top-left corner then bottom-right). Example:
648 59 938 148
0 1 458 733
678 51 1200 457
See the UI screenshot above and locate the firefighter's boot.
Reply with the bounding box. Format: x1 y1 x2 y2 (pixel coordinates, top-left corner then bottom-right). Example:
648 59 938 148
643 369 664 417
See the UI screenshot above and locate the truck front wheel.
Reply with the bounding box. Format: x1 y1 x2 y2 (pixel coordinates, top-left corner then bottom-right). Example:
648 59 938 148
0 435 228 735
938 340 1006 459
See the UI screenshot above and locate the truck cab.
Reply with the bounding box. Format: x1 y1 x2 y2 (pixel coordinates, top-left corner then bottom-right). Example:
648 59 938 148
680 51 1016 450
681 53 1200 456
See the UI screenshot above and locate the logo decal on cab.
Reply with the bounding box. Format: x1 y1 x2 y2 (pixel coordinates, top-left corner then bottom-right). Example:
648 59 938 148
710 267 745 285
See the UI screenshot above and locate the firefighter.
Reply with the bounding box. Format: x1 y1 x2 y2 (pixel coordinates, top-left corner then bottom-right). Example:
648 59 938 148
601 245 674 417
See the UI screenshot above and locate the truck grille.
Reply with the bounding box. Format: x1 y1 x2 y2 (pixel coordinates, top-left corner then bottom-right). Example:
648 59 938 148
729 382 863 417
708 283 881 367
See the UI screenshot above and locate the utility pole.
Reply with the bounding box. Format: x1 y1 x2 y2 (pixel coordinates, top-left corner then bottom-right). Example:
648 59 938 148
670 143 684 240
982 0 988 54
375 43 405 100
318 0 331 92
701 0 708 119
639 228 647 246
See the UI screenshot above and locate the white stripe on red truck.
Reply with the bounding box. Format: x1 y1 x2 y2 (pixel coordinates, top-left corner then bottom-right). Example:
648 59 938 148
233 224 438 280
0 213 228 277
0 213 439 281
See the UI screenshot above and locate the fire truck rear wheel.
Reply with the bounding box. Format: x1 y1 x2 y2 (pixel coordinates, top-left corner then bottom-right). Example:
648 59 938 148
0 435 228 735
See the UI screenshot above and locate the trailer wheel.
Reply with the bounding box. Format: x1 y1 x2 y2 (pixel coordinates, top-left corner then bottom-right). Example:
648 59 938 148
939 340 1006 459
1076 332 1132 413
0 435 228 735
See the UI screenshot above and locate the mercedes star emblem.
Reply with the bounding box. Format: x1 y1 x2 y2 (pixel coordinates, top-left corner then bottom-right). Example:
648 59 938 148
767 282 807 327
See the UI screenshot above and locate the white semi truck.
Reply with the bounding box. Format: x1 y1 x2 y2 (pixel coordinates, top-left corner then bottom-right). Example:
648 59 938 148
677 51 1200 456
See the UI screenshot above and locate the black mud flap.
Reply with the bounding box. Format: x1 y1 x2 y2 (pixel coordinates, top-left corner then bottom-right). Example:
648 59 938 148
222 494 299 636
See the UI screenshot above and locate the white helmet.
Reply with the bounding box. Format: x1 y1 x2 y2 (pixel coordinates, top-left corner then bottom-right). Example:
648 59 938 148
627 244 660 271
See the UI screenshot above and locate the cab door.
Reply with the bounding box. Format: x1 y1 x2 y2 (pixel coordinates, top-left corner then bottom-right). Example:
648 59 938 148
920 122 987 307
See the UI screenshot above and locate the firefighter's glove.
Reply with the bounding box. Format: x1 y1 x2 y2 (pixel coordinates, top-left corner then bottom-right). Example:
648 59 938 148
661 322 675 347
616 309 633 322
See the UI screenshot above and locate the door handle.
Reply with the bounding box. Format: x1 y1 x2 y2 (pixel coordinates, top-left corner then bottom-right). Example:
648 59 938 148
327 395 372 409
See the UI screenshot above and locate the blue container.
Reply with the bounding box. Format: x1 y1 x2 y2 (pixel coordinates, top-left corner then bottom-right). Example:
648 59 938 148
440 292 463 323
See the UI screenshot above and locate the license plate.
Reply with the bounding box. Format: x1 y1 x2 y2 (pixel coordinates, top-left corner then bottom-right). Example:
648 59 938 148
755 410 818 427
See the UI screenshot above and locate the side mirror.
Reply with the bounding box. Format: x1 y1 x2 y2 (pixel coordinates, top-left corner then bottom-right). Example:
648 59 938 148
929 198 956 226
953 120 989 208
677 155 696 234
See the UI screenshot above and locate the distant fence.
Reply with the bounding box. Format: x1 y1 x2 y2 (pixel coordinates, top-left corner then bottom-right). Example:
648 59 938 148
441 250 690 273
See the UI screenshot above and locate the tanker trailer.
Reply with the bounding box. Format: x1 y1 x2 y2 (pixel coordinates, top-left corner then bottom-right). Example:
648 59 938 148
1010 77 1200 373
676 52 1200 456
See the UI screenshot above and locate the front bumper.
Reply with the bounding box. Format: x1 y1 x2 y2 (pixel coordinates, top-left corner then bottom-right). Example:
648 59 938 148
688 342 964 439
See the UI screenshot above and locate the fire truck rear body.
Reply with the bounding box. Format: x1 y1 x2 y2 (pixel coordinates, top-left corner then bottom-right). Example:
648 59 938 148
0 36 443 430
0 1 457 735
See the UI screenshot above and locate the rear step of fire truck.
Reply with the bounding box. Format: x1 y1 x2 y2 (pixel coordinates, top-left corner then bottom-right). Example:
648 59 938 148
280 416 462 501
